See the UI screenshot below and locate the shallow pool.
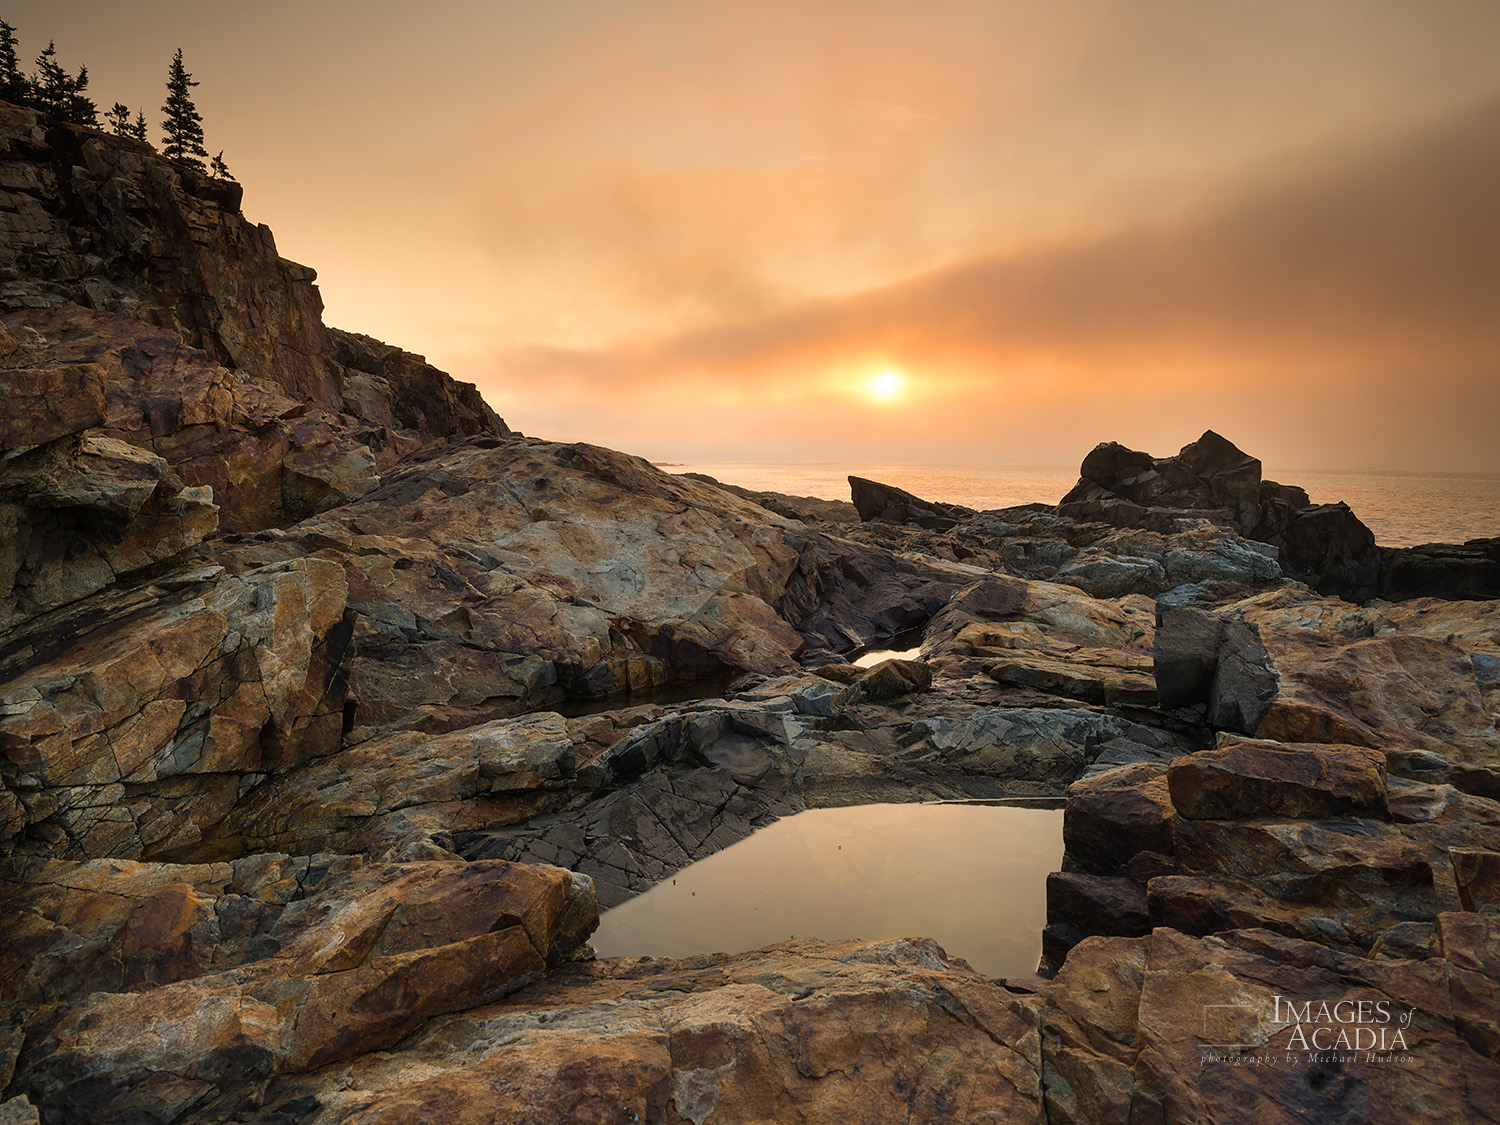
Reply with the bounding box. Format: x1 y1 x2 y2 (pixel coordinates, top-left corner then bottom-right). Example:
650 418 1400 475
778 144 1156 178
590 801 1063 978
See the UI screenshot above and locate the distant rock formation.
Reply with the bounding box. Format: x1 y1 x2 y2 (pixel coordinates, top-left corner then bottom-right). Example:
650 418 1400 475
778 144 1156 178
680 471 858 523
848 474 975 529
843 430 1497 603
1061 429 1500 601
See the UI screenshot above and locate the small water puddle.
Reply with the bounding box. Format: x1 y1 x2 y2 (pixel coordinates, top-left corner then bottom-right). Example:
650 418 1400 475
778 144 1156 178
849 627 926 668
590 801 1063 978
549 676 739 718
852 646 922 668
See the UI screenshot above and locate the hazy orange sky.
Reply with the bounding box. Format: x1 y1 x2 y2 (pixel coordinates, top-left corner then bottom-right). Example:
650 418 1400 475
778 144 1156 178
19 1 1500 470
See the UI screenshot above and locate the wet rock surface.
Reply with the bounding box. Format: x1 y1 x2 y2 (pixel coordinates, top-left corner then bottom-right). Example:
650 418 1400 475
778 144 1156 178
3 102 1499 1122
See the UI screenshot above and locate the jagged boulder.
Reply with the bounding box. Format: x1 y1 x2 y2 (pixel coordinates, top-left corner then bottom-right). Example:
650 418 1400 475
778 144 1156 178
329 328 506 452
848 475 974 529
1062 430 1500 601
1159 588 1500 772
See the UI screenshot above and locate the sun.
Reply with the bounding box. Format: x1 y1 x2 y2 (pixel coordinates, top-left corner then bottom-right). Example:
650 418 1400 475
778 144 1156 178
867 369 905 401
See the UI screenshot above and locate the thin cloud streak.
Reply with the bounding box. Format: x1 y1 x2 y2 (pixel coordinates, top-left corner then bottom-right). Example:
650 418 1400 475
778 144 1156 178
490 95 1500 469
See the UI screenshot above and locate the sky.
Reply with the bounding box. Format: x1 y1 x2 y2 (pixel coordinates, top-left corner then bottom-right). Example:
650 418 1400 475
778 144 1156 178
14 1 1500 471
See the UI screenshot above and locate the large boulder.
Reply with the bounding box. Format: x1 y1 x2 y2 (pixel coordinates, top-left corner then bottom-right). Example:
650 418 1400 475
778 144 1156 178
0 431 218 631
848 475 975 529
204 440 973 736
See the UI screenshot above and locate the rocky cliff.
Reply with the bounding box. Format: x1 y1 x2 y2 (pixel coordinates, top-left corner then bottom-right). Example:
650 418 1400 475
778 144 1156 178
2 101 1499 1123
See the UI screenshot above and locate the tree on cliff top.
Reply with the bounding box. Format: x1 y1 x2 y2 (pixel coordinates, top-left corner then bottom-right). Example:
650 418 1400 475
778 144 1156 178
26 40 97 126
0 21 25 104
106 102 149 142
161 48 207 173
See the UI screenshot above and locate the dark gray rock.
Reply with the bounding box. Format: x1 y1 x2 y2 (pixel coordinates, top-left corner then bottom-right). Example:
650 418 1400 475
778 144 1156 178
1152 605 1223 709
848 475 975 529
1205 619 1279 734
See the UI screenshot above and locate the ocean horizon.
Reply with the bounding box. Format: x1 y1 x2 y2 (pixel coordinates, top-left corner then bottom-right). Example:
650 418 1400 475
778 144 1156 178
668 460 1500 549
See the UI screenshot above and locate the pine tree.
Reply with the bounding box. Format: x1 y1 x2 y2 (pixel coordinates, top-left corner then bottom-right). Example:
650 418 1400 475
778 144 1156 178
161 48 207 173
106 102 132 135
65 62 97 127
130 110 148 142
0 20 26 105
210 150 234 180
30 40 68 118
27 40 95 126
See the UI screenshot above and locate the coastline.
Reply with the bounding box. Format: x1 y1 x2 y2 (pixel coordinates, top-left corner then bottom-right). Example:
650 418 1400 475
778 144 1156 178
671 460 1500 547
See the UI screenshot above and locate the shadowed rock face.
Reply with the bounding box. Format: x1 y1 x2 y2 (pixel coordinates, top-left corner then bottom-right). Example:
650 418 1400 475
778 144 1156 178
4 101 1500 1124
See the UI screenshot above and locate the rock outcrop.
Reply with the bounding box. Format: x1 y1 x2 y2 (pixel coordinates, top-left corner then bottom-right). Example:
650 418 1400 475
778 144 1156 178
3 855 595 1122
1061 430 1500 601
849 474 975 529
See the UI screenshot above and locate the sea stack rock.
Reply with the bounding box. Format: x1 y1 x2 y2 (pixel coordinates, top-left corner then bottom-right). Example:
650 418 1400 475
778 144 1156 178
848 475 974 529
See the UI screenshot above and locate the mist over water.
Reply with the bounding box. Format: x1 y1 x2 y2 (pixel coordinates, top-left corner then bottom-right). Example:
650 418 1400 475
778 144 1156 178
674 461 1500 548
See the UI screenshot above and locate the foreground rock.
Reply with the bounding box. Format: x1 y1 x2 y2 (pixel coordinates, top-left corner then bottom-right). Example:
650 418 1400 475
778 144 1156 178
1154 588 1500 780
243 936 1047 1124
0 558 349 860
2 855 594 1122
1048 736 1500 966
1042 918 1500 1124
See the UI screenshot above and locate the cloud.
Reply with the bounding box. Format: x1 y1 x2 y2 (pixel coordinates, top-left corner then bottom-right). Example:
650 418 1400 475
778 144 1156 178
483 94 1500 468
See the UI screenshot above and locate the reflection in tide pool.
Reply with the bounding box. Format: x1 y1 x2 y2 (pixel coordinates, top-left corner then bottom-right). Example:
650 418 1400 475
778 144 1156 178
590 801 1063 978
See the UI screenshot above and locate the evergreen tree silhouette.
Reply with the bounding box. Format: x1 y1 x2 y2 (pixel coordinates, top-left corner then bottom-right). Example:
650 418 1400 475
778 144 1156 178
23 40 95 125
30 41 69 117
0 21 25 105
130 110 149 142
26 40 95 125
210 150 234 180
65 63 97 126
161 48 207 173
106 102 132 135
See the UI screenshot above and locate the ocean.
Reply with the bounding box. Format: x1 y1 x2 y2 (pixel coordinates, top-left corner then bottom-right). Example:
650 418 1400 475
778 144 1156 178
670 461 1500 549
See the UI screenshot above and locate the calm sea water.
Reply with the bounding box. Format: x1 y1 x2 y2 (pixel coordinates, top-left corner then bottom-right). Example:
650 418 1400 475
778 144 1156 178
590 802 1063 979
672 461 1500 548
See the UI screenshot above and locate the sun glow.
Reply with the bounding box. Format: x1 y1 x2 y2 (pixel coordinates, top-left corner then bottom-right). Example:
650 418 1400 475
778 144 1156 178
867 369 905 401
